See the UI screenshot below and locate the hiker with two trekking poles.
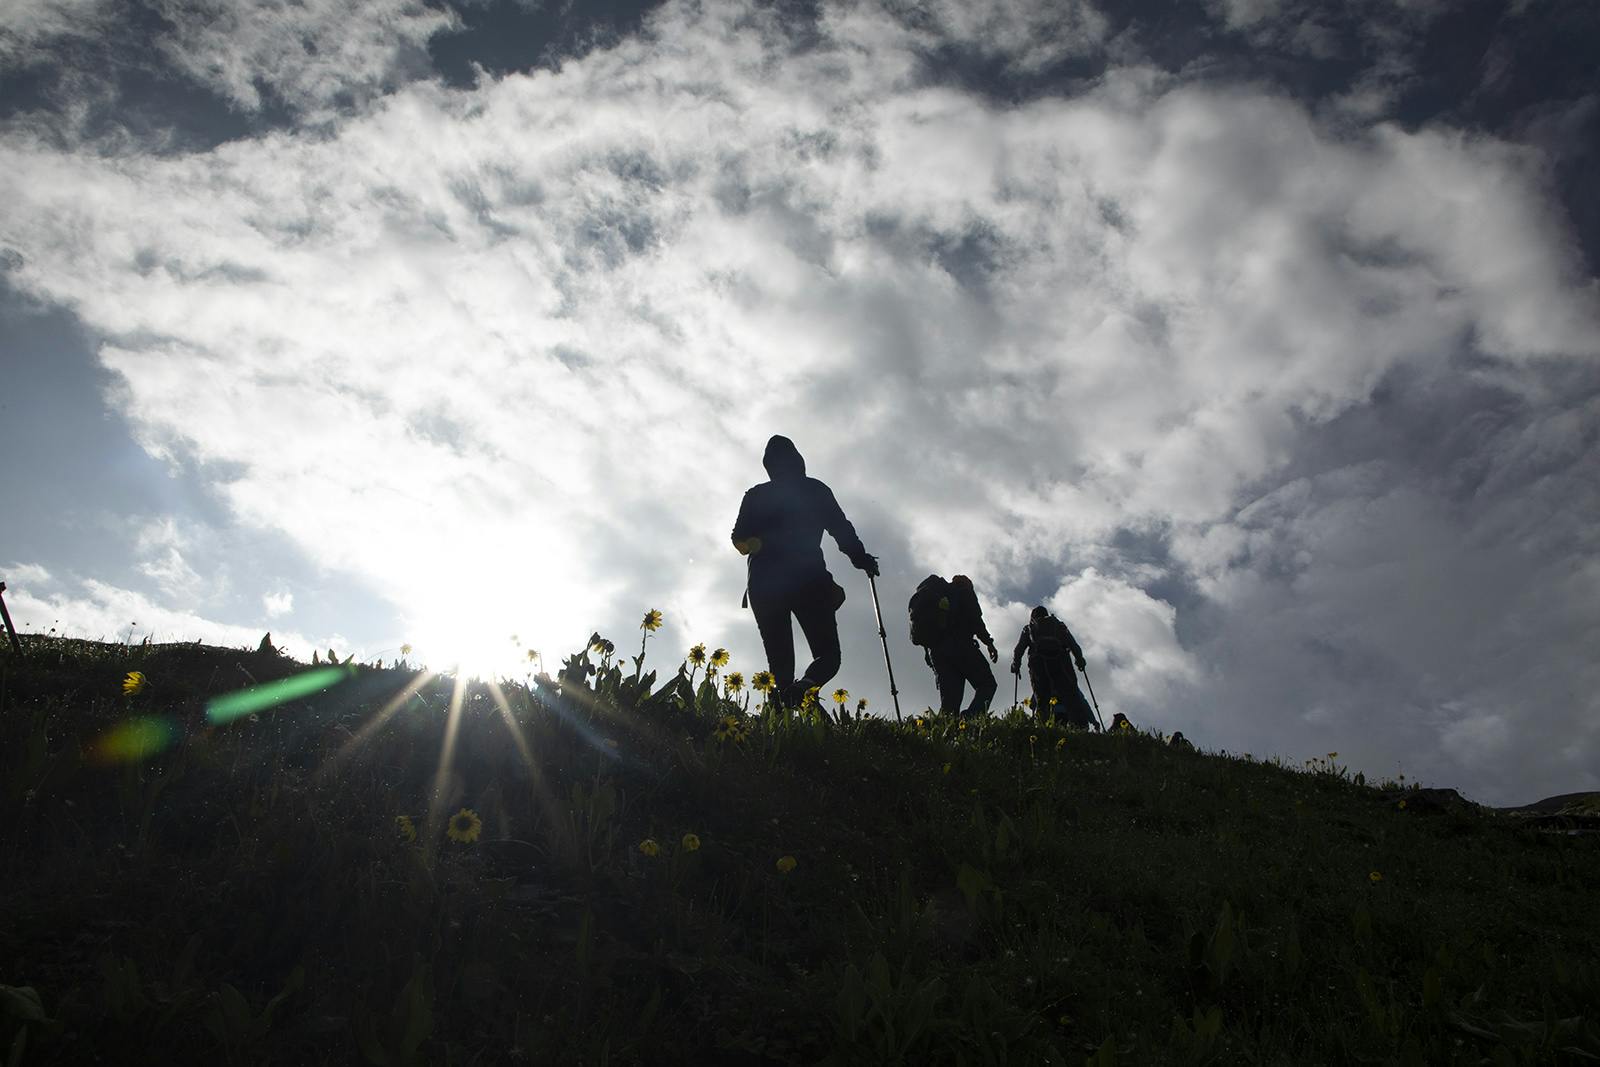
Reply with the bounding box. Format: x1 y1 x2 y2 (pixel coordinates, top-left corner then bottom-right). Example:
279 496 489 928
731 434 1105 729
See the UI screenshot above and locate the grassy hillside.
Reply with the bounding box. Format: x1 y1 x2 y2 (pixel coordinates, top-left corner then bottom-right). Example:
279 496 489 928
2 633 1597 1065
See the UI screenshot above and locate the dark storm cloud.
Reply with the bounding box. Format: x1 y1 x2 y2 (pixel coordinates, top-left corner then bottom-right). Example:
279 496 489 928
1166 347 1600 796
0 0 671 151
427 0 669 89
882 0 1600 275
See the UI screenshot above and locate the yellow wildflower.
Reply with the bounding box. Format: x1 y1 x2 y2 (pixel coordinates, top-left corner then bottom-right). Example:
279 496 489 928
1398 800 1407 811
688 644 707 667
856 697 868 712
957 721 967 732
1369 870 1383 884
122 671 147 697
395 815 417 843
1328 752 1339 759
832 688 849 706
710 648 730 668
1029 734 1038 745
775 855 797 874
752 670 775 693
446 808 482 844
526 648 539 662
725 671 745 694
400 644 413 657
641 609 664 632
1048 696 1058 707
942 762 952 774
1056 737 1066 750
639 838 661 857
681 833 701 853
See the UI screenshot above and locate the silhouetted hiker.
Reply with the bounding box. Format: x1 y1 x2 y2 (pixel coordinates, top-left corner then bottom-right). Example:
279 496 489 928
1010 606 1096 729
1110 712 1135 733
909 574 998 717
1169 730 1193 750
732 435 878 706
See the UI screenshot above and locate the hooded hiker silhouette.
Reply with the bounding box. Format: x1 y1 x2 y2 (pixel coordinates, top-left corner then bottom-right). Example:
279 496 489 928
1011 606 1097 729
732 435 878 705
909 574 998 717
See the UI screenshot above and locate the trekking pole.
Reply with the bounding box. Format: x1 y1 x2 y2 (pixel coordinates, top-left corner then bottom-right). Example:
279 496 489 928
1079 662 1106 732
1012 670 1019 712
0 582 23 658
866 574 902 723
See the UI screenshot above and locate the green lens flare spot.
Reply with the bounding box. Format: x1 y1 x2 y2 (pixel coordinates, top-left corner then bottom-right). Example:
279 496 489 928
206 666 350 725
93 716 180 763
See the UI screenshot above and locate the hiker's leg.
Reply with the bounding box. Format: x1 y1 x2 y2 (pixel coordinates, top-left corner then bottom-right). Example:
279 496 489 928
959 641 996 717
1036 659 1075 726
750 591 796 695
792 593 842 692
1067 684 1096 729
1051 662 1093 727
1029 663 1052 719
932 648 965 715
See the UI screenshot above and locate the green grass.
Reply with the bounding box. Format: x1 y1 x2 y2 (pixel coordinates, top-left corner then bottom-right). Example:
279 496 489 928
2 633 1597 1065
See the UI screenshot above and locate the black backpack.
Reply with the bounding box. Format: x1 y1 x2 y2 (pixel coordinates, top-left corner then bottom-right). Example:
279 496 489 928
1029 615 1070 657
907 575 951 648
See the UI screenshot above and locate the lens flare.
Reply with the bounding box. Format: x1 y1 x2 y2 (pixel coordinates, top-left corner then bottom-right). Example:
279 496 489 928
92 716 180 763
207 666 351 725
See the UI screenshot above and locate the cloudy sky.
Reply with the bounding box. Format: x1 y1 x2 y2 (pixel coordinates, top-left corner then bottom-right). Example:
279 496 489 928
3 0 1597 804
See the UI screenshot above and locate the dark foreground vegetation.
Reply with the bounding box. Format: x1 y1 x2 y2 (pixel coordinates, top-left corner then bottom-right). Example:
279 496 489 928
2 633 1598 1065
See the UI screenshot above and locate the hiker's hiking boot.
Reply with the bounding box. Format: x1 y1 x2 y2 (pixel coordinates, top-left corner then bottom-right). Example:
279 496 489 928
779 676 820 710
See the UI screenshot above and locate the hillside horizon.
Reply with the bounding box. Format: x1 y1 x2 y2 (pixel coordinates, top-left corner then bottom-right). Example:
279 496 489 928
8 628 1592 815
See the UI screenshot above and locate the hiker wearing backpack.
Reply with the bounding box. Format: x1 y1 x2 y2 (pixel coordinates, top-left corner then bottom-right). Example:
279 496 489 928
732 435 878 706
908 574 999 718
1011 606 1097 729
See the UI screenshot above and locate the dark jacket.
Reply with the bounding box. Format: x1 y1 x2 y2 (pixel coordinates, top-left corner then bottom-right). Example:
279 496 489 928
1012 613 1084 668
731 436 870 599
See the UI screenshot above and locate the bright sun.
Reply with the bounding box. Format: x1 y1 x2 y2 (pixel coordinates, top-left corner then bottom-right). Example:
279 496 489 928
395 529 600 681
403 591 576 682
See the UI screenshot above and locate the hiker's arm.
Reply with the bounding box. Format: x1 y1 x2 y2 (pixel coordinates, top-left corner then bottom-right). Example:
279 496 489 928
969 594 997 659
1010 630 1029 673
1064 627 1086 669
820 486 876 575
731 491 762 556
971 595 994 647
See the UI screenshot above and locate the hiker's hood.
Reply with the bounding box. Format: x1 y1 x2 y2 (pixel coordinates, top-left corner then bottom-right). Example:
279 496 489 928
763 435 806 480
